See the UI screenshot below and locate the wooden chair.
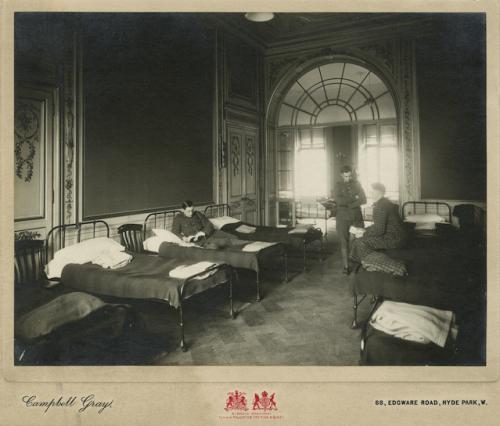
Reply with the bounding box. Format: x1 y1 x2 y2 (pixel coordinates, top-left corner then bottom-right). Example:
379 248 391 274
117 224 144 253
14 239 46 287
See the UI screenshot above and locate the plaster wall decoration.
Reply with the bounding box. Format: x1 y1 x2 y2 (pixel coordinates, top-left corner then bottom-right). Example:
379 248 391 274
14 102 39 182
358 41 395 75
268 56 301 93
63 61 75 224
220 136 227 169
400 39 415 202
230 135 241 176
61 30 78 225
246 137 255 176
219 136 226 202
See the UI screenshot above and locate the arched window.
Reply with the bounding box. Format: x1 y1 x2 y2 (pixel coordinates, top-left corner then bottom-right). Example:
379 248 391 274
274 61 399 225
278 62 396 127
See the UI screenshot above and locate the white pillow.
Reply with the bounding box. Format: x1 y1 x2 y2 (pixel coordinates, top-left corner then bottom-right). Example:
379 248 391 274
46 237 125 279
209 216 241 230
143 236 163 253
53 237 124 260
405 213 446 230
152 229 183 244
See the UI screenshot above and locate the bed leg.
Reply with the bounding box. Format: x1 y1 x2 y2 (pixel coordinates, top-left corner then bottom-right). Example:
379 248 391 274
303 242 307 272
256 271 261 302
351 295 359 329
283 252 288 283
179 305 187 352
319 238 324 263
229 275 235 319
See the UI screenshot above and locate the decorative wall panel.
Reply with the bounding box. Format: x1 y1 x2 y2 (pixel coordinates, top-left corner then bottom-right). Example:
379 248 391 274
14 98 45 220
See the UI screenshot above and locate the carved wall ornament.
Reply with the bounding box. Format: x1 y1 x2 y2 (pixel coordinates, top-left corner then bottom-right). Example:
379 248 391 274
63 49 76 223
14 103 39 182
268 56 300 92
359 42 395 75
246 137 255 176
220 137 228 169
401 40 414 201
230 135 241 176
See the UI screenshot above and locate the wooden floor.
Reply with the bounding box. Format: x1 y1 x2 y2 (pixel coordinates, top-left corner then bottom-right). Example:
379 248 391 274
102 220 372 366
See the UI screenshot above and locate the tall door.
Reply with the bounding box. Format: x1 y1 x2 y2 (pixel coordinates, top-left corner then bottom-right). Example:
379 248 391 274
227 125 258 224
14 85 58 239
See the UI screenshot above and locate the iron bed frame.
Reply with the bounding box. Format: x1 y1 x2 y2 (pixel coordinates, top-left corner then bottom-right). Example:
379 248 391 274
203 203 325 272
45 220 235 352
351 200 453 329
143 209 288 302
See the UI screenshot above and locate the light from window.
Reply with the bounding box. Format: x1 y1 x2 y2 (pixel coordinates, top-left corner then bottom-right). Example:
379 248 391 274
358 123 399 204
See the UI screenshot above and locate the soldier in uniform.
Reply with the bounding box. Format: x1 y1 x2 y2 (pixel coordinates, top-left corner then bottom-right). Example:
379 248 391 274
333 165 367 274
172 200 214 242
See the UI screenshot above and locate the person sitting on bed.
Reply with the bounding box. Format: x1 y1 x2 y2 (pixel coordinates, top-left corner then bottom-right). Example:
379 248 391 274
172 200 215 243
350 182 406 263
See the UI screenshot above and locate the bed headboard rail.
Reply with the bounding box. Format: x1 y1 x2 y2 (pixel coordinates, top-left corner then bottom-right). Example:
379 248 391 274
204 204 231 218
45 220 110 262
401 201 452 223
143 209 181 237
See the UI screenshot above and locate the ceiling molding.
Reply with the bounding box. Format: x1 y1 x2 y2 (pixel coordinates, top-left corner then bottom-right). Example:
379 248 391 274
264 16 440 57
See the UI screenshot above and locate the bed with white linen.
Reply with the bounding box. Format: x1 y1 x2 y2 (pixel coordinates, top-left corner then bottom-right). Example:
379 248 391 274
143 210 288 302
44 220 234 352
402 201 454 237
204 203 325 272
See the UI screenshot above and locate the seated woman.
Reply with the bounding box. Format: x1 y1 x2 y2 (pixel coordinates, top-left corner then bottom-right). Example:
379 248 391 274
350 183 406 263
172 200 215 243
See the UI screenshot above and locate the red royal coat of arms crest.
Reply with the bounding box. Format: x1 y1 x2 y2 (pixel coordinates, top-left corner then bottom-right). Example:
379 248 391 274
252 391 277 411
225 390 248 411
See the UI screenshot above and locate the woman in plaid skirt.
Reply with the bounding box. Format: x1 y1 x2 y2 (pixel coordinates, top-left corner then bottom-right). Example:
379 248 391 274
350 183 407 263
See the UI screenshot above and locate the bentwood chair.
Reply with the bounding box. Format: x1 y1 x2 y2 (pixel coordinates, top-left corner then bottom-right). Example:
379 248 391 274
117 224 145 253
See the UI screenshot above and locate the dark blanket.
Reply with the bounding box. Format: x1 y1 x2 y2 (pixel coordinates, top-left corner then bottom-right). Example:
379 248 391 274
220 222 322 249
157 237 284 273
61 254 230 308
352 239 475 312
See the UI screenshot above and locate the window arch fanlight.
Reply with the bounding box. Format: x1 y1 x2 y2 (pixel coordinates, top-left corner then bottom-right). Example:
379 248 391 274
277 62 396 127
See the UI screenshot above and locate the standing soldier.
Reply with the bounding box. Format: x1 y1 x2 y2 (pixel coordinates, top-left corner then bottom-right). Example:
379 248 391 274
333 165 366 274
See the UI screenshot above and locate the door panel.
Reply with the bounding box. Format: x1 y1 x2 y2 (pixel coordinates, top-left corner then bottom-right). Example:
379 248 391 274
14 86 56 238
227 125 259 224
243 132 257 224
228 129 243 201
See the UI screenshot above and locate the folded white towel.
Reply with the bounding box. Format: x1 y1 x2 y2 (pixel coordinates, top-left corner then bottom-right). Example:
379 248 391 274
370 301 457 348
169 261 220 280
241 241 277 252
236 224 257 233
92 250 133 269
288 224 313 234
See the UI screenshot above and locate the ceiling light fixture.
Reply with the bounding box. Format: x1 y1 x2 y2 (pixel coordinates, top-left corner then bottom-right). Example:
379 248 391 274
245 12 274 22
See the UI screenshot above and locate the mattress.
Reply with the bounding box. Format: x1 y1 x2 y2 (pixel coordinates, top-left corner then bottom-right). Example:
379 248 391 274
352 237 471 311
220 221 322 248
61 253 231 308
157 237 284 273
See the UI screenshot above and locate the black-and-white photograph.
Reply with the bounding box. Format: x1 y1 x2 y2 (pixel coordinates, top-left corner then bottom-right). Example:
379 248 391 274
12 11 486 368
